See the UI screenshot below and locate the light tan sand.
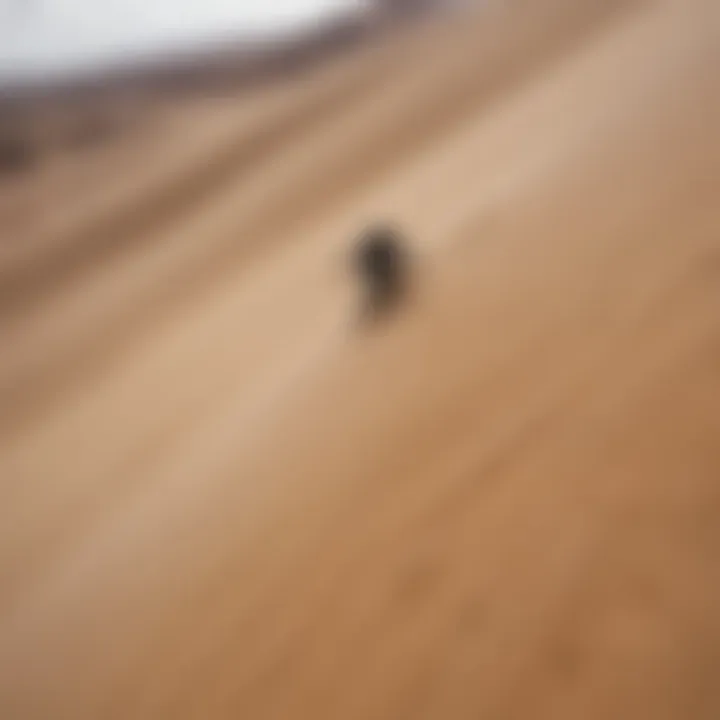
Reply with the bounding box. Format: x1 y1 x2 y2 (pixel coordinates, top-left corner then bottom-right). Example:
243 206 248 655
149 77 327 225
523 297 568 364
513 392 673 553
1 0 720 717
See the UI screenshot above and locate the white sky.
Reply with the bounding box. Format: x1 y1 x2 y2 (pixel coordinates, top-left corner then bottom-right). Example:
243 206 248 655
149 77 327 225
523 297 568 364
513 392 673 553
0 0 367 84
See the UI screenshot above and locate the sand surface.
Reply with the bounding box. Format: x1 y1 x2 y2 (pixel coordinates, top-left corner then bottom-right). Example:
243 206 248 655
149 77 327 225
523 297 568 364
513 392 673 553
1 0 720 717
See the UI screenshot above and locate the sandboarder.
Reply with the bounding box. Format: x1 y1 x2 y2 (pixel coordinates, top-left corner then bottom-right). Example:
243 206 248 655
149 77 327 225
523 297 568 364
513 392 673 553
352 223 410 319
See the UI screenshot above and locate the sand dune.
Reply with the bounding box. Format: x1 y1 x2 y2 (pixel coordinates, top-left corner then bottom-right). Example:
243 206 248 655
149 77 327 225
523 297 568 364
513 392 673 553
1 0 720 717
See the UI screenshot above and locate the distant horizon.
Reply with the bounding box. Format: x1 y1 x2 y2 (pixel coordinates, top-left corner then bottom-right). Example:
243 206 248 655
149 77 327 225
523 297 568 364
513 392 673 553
0 0 368 86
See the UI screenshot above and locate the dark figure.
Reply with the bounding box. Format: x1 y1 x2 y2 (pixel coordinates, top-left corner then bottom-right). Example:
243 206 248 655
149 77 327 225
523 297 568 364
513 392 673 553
352 223 410 319
0 137 36 176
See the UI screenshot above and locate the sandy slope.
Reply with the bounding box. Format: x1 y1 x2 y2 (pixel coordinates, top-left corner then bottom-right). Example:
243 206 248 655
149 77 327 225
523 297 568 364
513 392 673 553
1 0 720 717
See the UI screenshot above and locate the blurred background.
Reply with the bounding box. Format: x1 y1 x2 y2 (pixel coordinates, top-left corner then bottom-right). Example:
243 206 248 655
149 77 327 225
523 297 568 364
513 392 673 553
0 0 378 84
1 0 720 718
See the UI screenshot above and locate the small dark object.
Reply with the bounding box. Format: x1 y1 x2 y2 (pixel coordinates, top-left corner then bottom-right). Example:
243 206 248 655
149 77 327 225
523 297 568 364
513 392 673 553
353 223 409 319
0 137 36 176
